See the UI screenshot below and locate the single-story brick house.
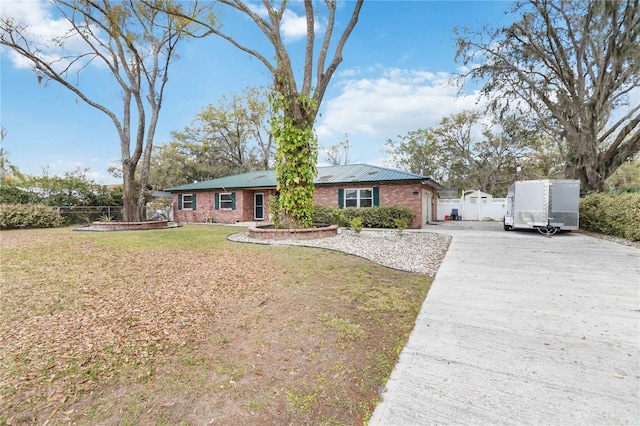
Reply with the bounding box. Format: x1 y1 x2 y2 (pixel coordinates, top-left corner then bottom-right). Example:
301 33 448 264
165 164 441 229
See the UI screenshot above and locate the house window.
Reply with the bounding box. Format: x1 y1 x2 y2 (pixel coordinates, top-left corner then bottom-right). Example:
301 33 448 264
183 194 194 210
215 192 236 210
345 188 373 208
179 194 196 210
220 193 233 209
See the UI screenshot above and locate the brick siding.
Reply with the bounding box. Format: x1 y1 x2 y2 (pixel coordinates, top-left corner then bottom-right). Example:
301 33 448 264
173 183 437 228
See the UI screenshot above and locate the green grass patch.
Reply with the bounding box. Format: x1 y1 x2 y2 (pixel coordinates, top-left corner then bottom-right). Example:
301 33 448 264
320 313 364 341
78 224 244 251
0 224 435 425
286 386 319 414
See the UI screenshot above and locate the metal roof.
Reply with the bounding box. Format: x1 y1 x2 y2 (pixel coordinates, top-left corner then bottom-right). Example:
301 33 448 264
165 170 277 191
165 164 440 192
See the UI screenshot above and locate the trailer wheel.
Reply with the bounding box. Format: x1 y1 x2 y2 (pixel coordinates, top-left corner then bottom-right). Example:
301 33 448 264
537 225 558 236
503 218 512 231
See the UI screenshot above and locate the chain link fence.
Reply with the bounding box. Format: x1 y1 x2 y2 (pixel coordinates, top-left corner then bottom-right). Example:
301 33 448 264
56 206 124 224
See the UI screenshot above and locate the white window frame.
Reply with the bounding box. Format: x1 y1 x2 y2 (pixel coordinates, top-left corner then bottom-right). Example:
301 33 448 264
219 192 233 210
345 188 373 208
254 192 264 220
182 194 194 210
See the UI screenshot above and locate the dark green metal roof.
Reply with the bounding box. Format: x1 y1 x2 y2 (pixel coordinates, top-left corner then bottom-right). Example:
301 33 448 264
165 170 277 191
315 164 433 185
165 164 440 192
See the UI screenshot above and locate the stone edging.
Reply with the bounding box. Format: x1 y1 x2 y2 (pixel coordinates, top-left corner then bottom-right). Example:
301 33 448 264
248 224 338 240
76 220 175 232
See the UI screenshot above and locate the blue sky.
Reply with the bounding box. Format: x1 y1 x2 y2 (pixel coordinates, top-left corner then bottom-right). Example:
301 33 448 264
1 1 516 185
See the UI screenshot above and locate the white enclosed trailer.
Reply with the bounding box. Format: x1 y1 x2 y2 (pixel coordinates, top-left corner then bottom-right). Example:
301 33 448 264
503 179 580 235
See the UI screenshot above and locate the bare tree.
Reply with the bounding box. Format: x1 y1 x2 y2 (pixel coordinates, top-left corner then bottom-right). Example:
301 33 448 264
244 87 275 171
161 0 364 226
324 134 351 166
386 111 553 196
179 88 274 173
151 88 275 188
456 0 640 191
0 0 213 220
193 0 363 135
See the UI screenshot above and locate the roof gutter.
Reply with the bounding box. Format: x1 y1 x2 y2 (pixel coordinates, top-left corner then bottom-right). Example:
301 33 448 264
422 178 443 190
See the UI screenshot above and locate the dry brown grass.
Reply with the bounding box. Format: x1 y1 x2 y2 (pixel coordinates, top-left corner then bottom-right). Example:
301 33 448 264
0 225 433 425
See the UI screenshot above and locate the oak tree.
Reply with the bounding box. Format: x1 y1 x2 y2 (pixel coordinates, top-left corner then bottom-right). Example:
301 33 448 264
150 88 274 189
386 111 558 196
165 0 364 226
1 0 213 220
456 0 640 191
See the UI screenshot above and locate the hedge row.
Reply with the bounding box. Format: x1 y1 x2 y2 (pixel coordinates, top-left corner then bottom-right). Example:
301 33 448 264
580 192 640 241
313 205 415 229
0 204 65 229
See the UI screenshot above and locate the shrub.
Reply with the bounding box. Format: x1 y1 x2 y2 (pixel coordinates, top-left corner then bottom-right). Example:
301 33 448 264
0 184 43 204
394 217 409 235
268 195 282 228
330 209 346 226
349 217 363 233
362 206 414 229
580 192 640 241
312 205 415 229
339 207 361 226
0 204 65 229
312 205 335 225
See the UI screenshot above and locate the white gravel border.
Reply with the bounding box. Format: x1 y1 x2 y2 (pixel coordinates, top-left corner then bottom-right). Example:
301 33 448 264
228 228 452 277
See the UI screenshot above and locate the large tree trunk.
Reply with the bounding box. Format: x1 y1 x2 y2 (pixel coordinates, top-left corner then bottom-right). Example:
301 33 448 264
272 84 318 228
564 133 606 192
122 162 139 222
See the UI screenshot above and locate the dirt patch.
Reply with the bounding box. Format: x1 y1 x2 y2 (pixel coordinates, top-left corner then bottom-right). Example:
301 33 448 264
1 226 437 425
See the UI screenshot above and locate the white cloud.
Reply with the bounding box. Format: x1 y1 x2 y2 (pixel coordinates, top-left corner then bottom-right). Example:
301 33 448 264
280 9 308 40
1 0 64 37
1 0 106 72
317 68 482 142
315 67 484 166
245 3 323 42
281 9 324 42
41 159 117 184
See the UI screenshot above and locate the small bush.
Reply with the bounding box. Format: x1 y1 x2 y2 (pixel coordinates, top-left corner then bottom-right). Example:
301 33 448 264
580 192 640 241
312 205 335 225
269 195 283 229
394 217 409 235
362 206 415 229
312 205 415 229
0 185 43 204
0 204 65 229
349 217 363 233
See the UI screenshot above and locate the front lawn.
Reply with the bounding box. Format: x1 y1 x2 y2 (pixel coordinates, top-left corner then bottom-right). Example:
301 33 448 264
0 225 432 425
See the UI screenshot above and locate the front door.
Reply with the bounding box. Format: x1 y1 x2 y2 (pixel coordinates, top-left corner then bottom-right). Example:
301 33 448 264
423 190 432 226
254 193 264 220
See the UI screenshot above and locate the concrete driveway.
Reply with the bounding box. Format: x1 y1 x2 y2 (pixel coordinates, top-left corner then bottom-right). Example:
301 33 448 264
370 221 640 425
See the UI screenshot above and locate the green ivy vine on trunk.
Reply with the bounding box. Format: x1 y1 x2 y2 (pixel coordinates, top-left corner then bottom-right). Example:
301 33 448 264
270 91 318 229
